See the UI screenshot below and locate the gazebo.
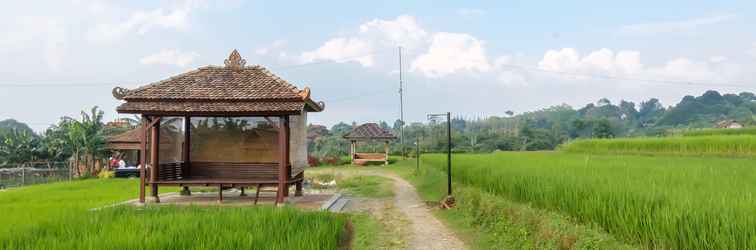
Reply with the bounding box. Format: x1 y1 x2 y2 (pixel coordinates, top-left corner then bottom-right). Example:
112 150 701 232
343 123 397 165
113 50 324 204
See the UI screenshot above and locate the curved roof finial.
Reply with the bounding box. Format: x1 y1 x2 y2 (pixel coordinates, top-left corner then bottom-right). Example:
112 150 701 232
224 49 246 70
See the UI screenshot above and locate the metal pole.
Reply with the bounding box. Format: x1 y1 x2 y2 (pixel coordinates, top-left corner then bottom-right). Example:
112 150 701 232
416 137 420 172
446 112 452 196
399 46 405 158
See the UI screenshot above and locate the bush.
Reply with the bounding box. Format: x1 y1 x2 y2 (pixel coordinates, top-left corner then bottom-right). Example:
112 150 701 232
97 170 114 179
308 155 320 167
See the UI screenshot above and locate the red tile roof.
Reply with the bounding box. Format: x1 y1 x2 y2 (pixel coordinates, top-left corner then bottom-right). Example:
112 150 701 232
115 50 323 115
343 123 397 140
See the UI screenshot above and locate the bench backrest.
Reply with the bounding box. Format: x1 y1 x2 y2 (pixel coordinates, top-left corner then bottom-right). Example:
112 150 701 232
190 162 280 180
354 153 386 160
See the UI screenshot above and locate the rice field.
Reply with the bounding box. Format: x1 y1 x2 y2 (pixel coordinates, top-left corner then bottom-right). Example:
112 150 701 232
421 152 756 249
680 127 756 137
0 179 348 250
560 135 756 157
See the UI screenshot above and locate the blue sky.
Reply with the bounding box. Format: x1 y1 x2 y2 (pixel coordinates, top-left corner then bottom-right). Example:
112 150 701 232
1 0 755 131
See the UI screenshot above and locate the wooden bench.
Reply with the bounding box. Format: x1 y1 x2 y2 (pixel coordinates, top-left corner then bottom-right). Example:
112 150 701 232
151 162 302 204
353 153 388 166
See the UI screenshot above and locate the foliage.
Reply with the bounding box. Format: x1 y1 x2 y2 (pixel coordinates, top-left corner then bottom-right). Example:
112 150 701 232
392 160 634 249
420 152 756 249
0 179 346 250
309 90 755 157
561 135 756 157
97 170 114 179
337 175 394 198
680 127 756 137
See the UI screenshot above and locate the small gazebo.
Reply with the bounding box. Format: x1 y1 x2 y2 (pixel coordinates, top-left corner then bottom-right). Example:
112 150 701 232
343 123 397 165
113 49 324 204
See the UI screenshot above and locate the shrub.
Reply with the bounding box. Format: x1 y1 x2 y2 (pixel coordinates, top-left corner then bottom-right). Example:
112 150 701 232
97 170 114 179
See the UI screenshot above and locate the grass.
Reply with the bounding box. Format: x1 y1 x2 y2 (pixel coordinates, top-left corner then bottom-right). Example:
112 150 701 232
0 179 349 249
560 135 756 157
337 175 394 198
389 159 633 250
1 206 347 250
417 152 756 249
680 127 756 137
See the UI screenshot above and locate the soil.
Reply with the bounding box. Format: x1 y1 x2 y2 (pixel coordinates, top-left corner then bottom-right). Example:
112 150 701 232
337 170 467 250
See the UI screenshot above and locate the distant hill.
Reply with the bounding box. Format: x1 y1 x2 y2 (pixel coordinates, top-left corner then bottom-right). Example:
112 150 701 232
0 119 35 136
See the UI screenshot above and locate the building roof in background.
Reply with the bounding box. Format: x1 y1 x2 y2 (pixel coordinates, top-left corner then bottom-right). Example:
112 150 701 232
343 123 396 140
114 50 324 115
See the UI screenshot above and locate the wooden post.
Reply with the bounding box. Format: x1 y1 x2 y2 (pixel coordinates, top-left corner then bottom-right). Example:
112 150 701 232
295 180 303 197
350 141 356 164
283 120 291 197
276 116 290 205
150 117 160 203
181 116 191 196
384 141 389 165
138 117 148 203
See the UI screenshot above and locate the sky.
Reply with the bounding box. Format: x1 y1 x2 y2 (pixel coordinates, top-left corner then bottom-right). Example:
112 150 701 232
1 0 756 131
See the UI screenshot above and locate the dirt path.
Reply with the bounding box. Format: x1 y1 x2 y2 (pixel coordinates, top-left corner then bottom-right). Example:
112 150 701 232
369 171 467 250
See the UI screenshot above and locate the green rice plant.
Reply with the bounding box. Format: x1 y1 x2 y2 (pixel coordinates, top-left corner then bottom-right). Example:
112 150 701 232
680 127 756 137
0 180 348 249
560 135 756 157
421 152 756 249
0 206 347 250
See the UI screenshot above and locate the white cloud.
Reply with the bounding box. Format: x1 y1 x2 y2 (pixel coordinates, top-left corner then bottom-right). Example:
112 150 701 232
140 49 199 67
411 32 491 78
456 8 486 17
535 47 746 85
299 15 427 67
748 43 756 58
710 56 727 63
300 38 374 67
359 15 428 50
619 14 735 35
0 17 66 72
86 0 205 43
538 48 643 77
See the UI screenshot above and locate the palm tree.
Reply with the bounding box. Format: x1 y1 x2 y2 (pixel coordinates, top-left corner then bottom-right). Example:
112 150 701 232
0 129 39 167
59 106 106 176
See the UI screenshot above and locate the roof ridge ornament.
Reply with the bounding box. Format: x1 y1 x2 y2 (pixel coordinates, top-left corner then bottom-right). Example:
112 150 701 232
112 87 130 100
224 49 246 70
298 87 311 100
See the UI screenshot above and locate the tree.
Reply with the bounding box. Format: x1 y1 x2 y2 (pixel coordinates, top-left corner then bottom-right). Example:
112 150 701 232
0 129 39 167
593 119 614 138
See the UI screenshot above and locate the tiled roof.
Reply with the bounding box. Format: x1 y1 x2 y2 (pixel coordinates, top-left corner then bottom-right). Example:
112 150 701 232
107 129 141 143
117 101 305 114
115 50 323 114
343 123 397 140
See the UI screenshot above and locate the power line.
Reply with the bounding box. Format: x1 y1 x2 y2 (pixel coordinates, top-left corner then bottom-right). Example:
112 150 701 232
496 63 750 88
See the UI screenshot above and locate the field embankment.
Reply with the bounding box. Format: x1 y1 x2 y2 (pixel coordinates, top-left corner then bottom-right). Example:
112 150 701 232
561 135 756 157
419 152 756 249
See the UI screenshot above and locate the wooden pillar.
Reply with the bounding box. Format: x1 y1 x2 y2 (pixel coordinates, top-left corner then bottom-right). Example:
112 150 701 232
350 140 356 164
276 116 290 205
150 117 160 202
295 180 303 197
138 117 149 203
384 141 389 165
181 116 191 196
284 120 291 197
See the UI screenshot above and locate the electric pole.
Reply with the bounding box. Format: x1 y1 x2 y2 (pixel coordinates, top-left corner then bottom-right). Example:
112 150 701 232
399 46 405 158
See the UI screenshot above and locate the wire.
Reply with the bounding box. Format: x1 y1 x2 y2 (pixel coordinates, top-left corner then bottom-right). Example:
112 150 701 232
496 63 750 88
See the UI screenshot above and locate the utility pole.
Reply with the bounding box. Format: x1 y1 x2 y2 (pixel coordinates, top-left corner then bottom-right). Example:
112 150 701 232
427 112 455 208
399 46 405 158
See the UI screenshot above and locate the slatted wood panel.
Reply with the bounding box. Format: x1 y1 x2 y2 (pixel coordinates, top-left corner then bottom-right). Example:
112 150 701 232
158 162 185 181
190 162 281 180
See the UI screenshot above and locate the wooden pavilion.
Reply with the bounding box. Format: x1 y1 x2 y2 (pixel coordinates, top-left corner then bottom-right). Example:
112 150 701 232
113 50 324 204
343 123 397 165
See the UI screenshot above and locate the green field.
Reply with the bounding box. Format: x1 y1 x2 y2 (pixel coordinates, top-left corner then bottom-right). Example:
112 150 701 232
419 152 756 249
0 179 348 250
680 127 756 137
561 135 756 157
